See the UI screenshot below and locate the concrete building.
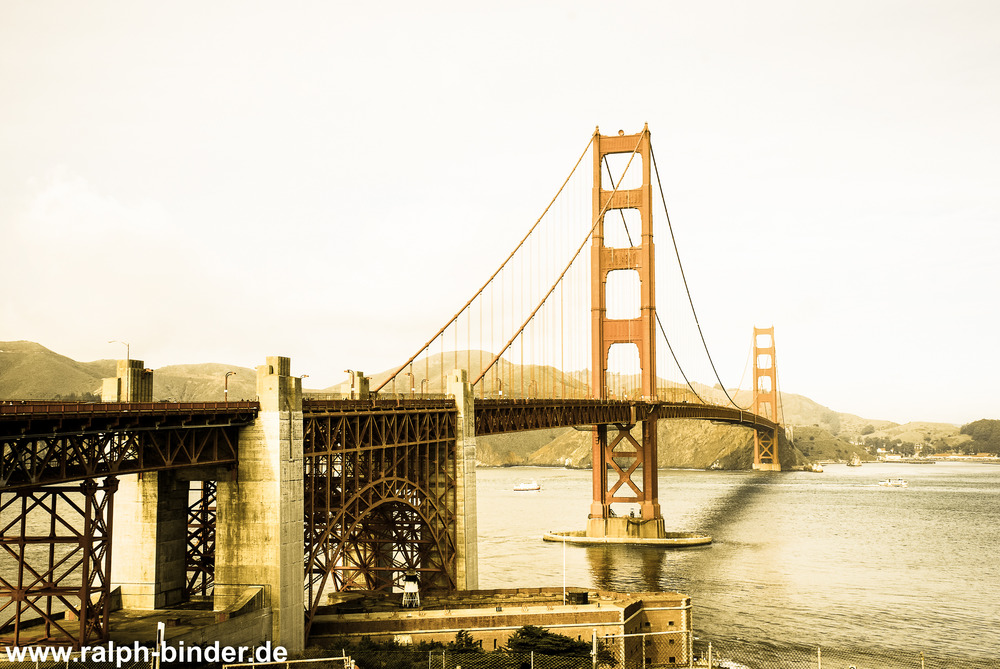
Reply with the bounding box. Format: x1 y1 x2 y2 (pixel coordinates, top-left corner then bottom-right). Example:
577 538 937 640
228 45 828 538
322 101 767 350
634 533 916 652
312 587 692 666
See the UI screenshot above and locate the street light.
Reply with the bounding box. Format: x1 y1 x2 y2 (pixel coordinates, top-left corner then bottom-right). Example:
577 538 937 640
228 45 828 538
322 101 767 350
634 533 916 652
420 378 428 397
404 371 414 398
344 369 355 399
224 371 236 402
108 340 129 362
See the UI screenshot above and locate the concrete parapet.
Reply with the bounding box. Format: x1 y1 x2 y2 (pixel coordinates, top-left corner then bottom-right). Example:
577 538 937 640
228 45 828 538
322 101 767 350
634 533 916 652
447 369 478 590
215 586 267 622
215 356 304 652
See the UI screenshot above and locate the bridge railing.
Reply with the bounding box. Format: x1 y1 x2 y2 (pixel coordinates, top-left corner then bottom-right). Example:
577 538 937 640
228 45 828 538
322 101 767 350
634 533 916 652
0 399 259 418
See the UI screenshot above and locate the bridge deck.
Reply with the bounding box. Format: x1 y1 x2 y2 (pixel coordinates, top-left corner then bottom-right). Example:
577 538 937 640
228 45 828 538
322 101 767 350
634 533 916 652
0 401 258 489
0 398 775 489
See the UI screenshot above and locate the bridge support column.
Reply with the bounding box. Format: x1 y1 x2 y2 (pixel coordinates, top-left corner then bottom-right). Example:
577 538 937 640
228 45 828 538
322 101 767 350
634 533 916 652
215 356 304 652
447 370 478 590
111 471 188 608
586 413 665 540
0 478 117 647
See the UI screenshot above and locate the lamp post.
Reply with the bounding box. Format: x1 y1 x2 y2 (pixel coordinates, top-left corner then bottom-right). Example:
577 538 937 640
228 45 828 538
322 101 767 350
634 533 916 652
224 371 236 402
108 340 129 362
404 372 414 398
420 378 428 397
345 369 355 399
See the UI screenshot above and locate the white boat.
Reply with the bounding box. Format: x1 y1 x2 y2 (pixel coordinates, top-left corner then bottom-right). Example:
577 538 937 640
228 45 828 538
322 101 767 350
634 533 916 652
847 454 862 467
513 481 540 492
879 478 908 487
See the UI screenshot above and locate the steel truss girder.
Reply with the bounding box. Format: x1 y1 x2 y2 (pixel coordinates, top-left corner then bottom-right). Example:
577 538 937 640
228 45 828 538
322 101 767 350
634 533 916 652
0 478 116 648
474 399 637 435
474 399 778 436
302 404 458 640
185 481 216 598
0 423 244 489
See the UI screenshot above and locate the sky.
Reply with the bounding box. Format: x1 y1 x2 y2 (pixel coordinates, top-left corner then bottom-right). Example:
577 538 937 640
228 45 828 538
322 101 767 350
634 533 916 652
1 1 998 425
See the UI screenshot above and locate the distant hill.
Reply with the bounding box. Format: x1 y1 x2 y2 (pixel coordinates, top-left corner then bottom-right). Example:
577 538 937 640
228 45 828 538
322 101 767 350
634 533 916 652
0 341 257 402
0 340 113 399
0 340 966 469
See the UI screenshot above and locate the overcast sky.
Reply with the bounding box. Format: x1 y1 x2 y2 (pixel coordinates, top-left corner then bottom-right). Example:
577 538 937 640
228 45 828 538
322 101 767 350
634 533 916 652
2 1 997 425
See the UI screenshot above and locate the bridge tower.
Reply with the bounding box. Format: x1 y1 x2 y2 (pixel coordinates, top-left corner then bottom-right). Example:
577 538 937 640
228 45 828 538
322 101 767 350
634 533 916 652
588 125 664 537
752 327 781 471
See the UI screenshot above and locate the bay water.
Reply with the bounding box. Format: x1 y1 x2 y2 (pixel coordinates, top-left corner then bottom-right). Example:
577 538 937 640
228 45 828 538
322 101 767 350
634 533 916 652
475 462 1000 666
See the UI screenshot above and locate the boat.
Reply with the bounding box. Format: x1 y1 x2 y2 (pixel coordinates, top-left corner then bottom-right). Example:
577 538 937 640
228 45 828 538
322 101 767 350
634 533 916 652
847 454 862 467
513 481 540 492
806 463 824 473
878 478 908 487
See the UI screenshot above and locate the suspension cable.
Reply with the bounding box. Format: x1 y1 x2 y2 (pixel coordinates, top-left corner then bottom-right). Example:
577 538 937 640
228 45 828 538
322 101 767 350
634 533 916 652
654 311 706 403
650 143 741 409
473 131 647 388
602 155 704 402
374 134 595 393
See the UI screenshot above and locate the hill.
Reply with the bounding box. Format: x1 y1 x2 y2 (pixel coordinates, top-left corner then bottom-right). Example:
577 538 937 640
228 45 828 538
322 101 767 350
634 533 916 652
0 340 113 399
0 341 967 469
0 341 257 402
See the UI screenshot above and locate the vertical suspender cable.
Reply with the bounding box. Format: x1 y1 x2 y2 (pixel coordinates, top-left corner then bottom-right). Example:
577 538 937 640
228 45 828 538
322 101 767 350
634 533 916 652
650 144 741 408
374 136 594 394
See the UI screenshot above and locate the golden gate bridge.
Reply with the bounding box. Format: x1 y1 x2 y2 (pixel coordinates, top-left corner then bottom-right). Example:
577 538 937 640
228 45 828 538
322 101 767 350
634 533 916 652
0 125 785 650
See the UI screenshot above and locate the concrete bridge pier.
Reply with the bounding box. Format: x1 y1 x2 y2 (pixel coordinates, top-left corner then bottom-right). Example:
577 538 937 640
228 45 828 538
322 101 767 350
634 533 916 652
105 359 190 609
447 369 478 590
110 472 188 609
215 356 305 652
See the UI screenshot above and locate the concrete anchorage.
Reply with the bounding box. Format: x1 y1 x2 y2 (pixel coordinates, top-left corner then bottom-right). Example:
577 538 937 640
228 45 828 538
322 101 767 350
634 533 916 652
215 356 305 652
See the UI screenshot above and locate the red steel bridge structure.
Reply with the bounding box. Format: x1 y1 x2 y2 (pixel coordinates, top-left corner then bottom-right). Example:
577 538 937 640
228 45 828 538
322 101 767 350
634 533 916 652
0 126 784 650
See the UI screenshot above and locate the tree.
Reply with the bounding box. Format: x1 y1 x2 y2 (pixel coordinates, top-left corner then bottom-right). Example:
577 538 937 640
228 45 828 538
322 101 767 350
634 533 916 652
960 419 1000 454
506 626 614 665
861 424 875 435
507 626 588 656
449 630 481 652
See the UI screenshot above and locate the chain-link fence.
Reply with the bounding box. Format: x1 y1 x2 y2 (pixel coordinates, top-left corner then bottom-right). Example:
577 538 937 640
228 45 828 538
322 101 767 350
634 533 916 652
687 638 998 669
0 649 151 669
291 638 998 669
222 651 595 669
3 638 998 669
